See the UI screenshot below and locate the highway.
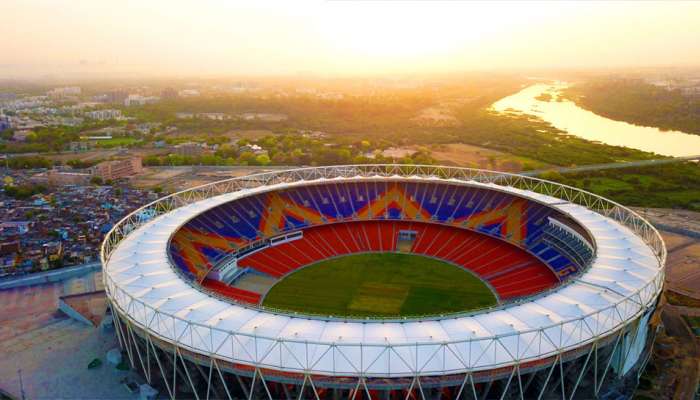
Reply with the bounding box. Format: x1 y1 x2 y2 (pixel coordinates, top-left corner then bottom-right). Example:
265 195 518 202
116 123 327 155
522 154 700 176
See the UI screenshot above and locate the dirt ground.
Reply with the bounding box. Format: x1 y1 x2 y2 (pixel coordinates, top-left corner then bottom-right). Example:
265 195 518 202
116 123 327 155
0 271 141 400
130 165 287 191
659 232 700 299
412 105 460 126
634 225 700 399
426 143 549 171
0 271 102 342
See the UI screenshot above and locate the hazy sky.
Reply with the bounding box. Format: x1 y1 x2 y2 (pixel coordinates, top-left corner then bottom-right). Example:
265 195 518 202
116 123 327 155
2 0 700 79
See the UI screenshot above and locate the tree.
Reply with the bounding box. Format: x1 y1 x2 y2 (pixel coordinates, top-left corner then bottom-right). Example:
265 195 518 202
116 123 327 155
255 154 271 166
271 152 287 165
336 149 352 164
237 152 256 165
539 170 564 182
216 144 238 159
3 184 46 199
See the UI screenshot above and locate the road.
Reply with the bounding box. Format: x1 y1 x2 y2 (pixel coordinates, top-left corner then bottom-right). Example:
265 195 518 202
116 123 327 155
522 154 700 176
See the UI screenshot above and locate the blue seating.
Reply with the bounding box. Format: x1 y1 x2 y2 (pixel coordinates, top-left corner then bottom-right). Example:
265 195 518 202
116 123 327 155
169 181 585 282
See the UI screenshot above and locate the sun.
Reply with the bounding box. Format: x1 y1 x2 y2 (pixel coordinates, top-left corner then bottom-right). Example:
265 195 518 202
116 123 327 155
317 1 544 69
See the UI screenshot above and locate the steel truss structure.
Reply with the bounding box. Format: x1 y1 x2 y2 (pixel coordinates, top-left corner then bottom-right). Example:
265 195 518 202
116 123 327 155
101 165 666 399
111 307 657 399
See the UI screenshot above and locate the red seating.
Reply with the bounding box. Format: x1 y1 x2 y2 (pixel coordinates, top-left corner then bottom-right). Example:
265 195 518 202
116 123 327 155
201 278 261 304
224 220 560 303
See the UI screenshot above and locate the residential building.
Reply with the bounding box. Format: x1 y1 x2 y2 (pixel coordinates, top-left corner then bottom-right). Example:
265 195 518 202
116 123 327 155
47 86 81 98
0 93 17 102
86 109 122 120
197 113 230 120
178 89 200 97
90 158 143 180
0 116 10 131
161 87 178 99
0 222 30 235
174 142 204 157
239 144 267 155
69 141 90 152
12 130 32 141
0 241 21 273
105 90 128 104
124 95 160 106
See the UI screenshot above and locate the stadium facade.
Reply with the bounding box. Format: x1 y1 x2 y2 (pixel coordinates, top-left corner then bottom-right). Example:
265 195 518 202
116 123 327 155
101 165 665 399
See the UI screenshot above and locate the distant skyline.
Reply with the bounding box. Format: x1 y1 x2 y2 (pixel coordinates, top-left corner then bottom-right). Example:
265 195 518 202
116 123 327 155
2 0 700 79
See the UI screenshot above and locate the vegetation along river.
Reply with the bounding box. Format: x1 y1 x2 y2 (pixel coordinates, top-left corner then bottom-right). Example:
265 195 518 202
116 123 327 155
492 83 700 157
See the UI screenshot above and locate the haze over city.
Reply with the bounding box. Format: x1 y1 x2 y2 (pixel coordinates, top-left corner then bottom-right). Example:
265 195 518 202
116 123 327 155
2 0 700 79
2 2 700 399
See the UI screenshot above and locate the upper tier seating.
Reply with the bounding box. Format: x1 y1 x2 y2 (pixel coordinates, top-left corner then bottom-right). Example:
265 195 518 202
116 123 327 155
170 182 571 277
169 182 587 302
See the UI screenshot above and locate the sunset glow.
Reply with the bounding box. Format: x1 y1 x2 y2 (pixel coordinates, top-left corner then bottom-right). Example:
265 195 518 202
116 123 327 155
1 0 699 78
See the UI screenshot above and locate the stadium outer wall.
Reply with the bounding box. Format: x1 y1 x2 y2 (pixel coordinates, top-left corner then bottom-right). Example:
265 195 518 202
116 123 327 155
102 165 666 400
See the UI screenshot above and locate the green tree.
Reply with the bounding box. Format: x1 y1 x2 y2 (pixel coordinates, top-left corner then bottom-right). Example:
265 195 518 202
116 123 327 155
255 154 271 165
238 152 256 165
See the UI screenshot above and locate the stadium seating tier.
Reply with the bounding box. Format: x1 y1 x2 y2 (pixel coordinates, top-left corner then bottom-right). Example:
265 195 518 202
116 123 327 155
168 182 584 304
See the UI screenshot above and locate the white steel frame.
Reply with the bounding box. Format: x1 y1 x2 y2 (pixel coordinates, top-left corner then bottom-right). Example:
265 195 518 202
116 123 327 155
101 165 665 399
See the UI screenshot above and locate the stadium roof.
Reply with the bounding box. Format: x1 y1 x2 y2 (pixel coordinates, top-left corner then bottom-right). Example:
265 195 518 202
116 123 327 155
104 175 663 377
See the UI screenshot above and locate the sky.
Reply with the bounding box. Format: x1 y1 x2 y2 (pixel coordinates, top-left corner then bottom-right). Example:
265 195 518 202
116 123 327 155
1 0 700 79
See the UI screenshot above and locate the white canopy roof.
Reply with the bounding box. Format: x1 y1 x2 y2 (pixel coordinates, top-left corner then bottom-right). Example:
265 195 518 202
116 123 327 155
104 176 663 377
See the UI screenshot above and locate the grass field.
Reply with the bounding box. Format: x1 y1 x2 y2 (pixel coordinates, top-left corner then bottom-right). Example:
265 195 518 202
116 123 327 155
262 253 497 318
89 137 140 148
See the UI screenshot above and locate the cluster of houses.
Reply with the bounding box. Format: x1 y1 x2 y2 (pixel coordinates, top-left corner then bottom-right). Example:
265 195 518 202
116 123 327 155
0 174 157 277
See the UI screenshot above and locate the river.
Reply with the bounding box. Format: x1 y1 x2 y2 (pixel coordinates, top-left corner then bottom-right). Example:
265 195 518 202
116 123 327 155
492 83 700 157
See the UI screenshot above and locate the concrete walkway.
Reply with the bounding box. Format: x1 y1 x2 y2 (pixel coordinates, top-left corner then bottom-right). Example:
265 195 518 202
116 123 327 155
0 262 101 290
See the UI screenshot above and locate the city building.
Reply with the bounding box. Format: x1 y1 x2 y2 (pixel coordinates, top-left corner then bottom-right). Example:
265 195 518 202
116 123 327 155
0 221 30 235
161 87 178 99
178 89 200 97
239 143 267 155
105 90 128 104
124 95 160 107
0 240 21 273
0 92 17 102
69 141 90 152
0 172 156 273
197 112 230 120
47 86 81 98
85 109 122 121
90 158 143 181
173 142 204 157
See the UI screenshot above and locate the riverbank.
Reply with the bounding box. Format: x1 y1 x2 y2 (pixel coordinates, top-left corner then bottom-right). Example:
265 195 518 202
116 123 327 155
492 82 700 157
563 79 700 136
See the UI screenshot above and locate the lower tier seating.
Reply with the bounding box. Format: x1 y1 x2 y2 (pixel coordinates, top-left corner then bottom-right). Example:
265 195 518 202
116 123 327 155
201 278 262 304
236 220 559 302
